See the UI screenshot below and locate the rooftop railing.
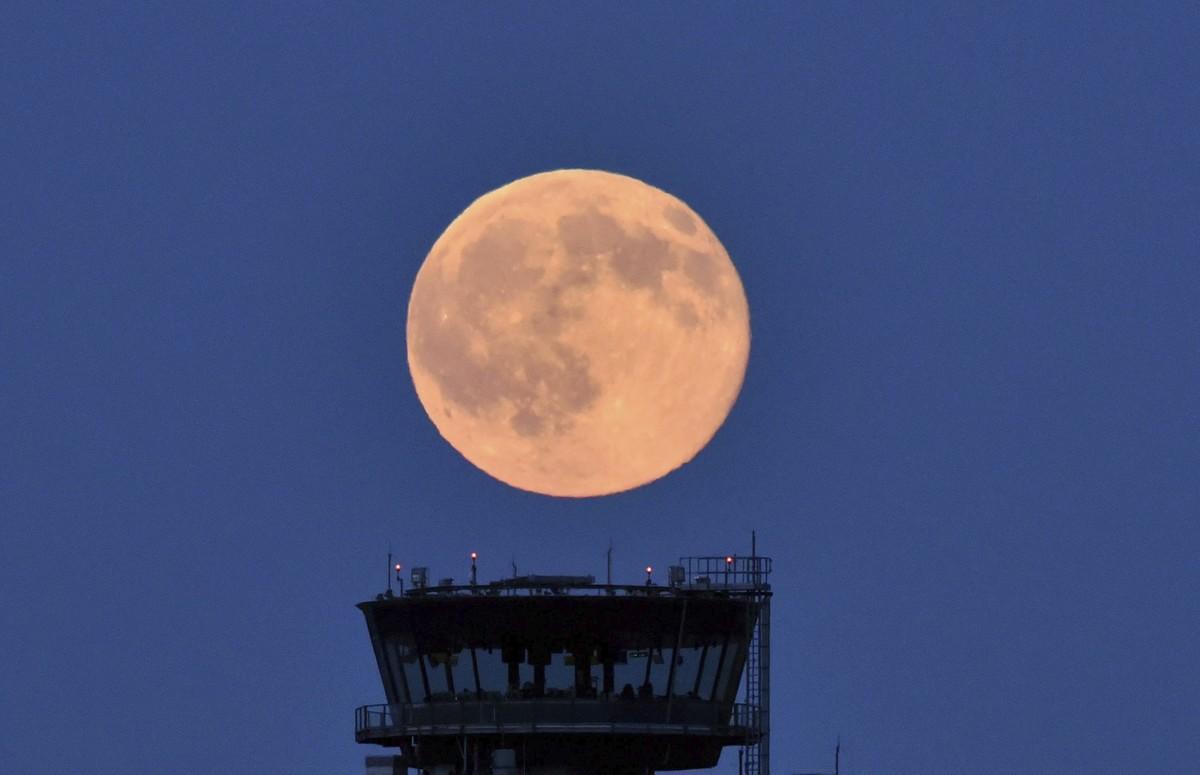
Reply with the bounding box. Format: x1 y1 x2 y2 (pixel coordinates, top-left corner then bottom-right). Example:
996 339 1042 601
373 557 771 600
679 556 772 589
355 699 762 740
372 580 765 600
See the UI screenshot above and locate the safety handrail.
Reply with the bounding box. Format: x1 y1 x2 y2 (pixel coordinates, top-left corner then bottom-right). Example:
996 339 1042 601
355 699 762 736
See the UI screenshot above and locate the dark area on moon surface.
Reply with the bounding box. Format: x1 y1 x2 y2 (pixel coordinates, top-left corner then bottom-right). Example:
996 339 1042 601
411 204 732 440
559 208 677 293
662 203 696 234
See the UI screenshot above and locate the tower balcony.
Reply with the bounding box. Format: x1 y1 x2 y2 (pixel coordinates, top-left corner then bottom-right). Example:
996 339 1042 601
355 698 763 743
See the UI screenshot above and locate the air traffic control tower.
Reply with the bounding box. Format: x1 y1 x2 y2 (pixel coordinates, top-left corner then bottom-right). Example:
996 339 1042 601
355 553 772 775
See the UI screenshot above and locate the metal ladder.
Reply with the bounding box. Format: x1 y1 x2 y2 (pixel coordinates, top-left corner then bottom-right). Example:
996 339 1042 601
742 567 770 775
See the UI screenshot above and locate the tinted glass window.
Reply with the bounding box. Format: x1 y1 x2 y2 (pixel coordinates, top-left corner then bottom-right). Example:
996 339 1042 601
714 640 742 702
473 647 507 698
612 649 649 698
449 648 477 698
696 640 723 700
423 652 451 700
544 652 574 697
645 646 670 698
669 645 703 698
384 638 422 704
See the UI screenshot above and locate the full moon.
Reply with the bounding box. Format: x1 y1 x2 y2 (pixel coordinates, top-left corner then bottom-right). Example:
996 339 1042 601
407 169 749 497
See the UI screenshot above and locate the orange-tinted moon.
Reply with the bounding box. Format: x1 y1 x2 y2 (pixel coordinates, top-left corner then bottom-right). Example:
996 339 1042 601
406 169 749 497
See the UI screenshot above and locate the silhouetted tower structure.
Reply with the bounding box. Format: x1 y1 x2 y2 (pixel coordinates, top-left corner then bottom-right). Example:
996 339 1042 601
355 550 772 775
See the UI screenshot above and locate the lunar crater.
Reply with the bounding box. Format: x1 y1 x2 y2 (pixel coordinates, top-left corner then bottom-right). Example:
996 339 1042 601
663 204 697 234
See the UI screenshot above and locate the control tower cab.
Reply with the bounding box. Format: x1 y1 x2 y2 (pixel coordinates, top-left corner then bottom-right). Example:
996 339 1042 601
355 555 771 775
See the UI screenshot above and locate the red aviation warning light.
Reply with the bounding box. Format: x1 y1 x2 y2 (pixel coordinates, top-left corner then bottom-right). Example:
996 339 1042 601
386 554 404 595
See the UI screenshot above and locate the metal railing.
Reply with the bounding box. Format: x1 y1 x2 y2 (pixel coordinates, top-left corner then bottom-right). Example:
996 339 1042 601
356 699 762 739
379 581 763 599
679 555 772 589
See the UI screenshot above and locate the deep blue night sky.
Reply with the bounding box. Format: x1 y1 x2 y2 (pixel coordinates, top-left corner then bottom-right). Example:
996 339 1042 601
3 4 1197 774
